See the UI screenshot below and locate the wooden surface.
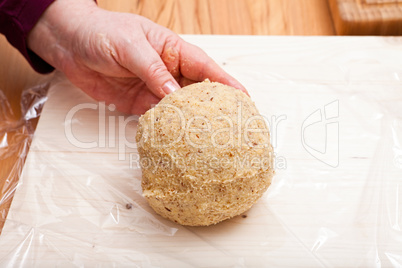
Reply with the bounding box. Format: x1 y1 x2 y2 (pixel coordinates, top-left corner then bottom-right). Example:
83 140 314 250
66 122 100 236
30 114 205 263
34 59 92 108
329 0 402 35
1 36 401 266
99 0 335 35
0 0 335 234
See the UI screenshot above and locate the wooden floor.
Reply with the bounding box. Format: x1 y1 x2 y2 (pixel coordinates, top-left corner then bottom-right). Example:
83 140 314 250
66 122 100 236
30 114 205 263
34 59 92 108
0 0 335 233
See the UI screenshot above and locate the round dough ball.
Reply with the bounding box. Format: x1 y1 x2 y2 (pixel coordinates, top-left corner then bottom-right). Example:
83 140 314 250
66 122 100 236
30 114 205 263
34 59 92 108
136 81 275 226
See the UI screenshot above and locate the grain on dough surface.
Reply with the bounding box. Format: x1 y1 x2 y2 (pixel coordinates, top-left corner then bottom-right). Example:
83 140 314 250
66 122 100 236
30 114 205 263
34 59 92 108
136 81 275 226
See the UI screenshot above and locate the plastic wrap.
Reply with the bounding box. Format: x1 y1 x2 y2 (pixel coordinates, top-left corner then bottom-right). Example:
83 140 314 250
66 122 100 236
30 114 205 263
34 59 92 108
0 36 401 267
0 81 48 233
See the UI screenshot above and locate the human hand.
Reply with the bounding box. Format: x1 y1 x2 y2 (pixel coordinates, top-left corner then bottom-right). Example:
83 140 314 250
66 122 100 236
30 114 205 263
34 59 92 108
27 0 247 114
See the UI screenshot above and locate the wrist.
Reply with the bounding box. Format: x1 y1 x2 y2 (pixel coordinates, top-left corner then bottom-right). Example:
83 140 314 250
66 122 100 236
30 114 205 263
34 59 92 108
27 0 98 70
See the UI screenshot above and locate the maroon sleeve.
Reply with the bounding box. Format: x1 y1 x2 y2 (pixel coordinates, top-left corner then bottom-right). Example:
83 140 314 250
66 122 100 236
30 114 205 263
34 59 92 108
0 0 56 74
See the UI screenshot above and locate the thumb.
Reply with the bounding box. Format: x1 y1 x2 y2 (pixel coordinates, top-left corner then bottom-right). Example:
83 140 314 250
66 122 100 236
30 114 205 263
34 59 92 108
121 41 180 98
143 58 181 98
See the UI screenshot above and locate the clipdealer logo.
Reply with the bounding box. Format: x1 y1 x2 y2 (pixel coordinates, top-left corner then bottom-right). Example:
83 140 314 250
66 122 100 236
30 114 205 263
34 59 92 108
64 102 139 160
301 100 339 168
64 101 288 169
63 100 340 168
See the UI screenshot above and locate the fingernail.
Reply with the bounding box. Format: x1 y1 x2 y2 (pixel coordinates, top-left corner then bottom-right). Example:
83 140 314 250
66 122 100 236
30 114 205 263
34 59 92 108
162 81 180 94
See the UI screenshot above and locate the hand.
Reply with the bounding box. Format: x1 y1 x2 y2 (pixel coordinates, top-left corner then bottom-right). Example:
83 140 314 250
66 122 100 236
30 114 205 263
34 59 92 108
27 0 247 114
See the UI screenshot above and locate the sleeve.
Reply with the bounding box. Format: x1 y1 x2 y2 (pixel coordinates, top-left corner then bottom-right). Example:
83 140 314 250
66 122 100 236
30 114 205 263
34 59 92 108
0 0 56 74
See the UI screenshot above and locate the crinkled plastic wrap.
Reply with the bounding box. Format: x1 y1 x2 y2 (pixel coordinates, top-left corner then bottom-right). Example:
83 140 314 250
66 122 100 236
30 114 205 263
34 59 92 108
0 36 401 267
0 81 48 233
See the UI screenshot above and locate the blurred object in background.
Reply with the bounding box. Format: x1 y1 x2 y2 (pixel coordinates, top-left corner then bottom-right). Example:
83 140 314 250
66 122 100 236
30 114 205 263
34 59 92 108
328 0 402 35
99 0 335 35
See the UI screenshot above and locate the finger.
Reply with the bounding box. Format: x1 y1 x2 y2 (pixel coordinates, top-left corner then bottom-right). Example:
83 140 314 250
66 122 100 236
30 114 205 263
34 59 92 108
161 46 180 79
85 77 161 115
106 88 160 115
178 42 249 95
130 88 161 115
119 37 180 98
109 79 161 115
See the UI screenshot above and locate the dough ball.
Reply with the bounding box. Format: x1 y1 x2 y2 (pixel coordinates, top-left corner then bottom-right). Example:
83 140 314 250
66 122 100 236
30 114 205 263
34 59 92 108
136 81 275 226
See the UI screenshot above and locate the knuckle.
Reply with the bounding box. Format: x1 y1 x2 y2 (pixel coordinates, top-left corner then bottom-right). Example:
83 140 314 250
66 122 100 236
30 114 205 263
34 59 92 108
146 61 166 81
